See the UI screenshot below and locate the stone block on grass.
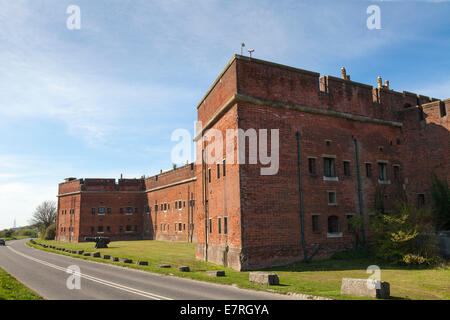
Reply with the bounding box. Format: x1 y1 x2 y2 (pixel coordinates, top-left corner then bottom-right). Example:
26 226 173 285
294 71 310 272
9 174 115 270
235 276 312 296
249 272 279 285
119 258 132 264
111 257 119 262
178 266 190 272
103 255 111 259
206 270 225 277
83 253 91 256
92 252 101 258
158 264 171 268
77 250 84 255
137 261 148 266
341 278 390 299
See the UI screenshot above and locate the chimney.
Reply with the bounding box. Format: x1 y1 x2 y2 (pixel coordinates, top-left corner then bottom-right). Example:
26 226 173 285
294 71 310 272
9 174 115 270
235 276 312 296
377 76 382 89
384 80 390 89
341 67 347 80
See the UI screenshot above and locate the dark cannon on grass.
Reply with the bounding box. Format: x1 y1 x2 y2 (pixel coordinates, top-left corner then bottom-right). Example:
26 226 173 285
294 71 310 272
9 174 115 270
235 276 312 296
84 237 110 249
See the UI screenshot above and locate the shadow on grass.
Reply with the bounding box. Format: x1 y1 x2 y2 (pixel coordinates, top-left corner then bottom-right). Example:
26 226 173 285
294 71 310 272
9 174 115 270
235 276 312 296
260 250 442 273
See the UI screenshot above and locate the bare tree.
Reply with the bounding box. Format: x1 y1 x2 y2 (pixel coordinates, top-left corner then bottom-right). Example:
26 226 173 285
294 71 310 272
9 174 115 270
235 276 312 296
30 201 57 232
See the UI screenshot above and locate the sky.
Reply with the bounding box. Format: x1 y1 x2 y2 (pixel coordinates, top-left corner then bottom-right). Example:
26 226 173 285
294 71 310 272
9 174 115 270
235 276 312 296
0 0 449 230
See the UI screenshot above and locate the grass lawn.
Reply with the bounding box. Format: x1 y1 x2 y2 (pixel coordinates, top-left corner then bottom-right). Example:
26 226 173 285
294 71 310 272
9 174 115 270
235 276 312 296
30 239 450 300
0 267 43 300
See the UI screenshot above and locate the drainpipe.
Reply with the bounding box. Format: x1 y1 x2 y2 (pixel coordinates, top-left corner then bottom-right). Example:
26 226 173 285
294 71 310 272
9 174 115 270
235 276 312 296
353 137 366 248
296 132 308 261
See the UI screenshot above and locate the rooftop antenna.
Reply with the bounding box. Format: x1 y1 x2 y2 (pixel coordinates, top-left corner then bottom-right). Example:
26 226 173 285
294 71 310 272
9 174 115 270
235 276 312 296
240 43 245 55
248 49 255 58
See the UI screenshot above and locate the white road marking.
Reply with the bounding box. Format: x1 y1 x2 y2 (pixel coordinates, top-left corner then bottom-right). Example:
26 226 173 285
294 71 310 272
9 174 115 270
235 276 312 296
7 245 172 300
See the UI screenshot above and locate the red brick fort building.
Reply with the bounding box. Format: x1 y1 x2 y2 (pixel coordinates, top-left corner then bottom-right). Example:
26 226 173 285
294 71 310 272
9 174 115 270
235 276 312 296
56 55 449 271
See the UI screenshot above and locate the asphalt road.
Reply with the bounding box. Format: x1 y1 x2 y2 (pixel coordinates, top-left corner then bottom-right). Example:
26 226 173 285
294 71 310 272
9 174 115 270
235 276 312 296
0 239 295 300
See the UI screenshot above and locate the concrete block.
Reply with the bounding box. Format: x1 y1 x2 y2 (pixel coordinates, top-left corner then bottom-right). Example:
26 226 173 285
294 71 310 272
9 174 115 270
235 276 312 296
158 264 171 268
119 258 132 263
83 253 91 256
137 261 148 266
249 272 279 285
92 252 101 258
178 266 190 272
111 257 119 261
77 250 84 255
341 278 390 299
102 255 111 259
206 270 226 277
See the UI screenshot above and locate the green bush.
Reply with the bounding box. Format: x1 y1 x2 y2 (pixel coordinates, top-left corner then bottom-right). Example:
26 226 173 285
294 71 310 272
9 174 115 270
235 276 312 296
42 224 56 240
4 230 13 238
19 229 34 237
369 203 439 265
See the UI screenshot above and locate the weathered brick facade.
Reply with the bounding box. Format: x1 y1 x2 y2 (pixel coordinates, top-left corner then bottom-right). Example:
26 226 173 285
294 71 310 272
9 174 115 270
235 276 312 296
56 55 449 271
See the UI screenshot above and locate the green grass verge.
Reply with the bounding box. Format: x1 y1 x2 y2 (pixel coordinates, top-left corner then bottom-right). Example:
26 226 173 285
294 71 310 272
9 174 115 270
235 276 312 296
0 267 43 300
29 240 450 300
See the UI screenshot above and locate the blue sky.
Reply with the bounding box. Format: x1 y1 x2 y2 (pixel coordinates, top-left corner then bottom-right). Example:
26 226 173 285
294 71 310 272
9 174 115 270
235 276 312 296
0 0 449 230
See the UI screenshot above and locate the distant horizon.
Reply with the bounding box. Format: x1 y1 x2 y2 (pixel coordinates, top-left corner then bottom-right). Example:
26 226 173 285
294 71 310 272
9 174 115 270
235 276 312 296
1 0 449 230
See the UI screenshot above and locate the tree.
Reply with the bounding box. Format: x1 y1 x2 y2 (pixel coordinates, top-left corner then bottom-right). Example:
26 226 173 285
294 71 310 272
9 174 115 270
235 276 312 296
430 172 450 230
30 201 57 232
369 203 439 265
43 224 56 240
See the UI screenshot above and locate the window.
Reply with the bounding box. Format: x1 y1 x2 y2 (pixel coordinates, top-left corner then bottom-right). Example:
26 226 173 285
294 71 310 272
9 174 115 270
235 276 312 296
378 163 387 181
126 225 132 232
119 225 123 233
126 207 133 215
134 225 138 232
327 191 337 205
178 200 182 209
209 218 212 234
175 201 178 209
218 218 222 234
161 204 163 211
208 168 211 183
120 208 124 214
106 226 111 233
179 223 182 231
343 161 351 176
393 165 400 180
146 206 150 214
323 157 336 177
183 201 185 208
98 207 105 215
312 215 320 233
91 208 96 215
327 216 340 234
90 226 95 234
223 159 226 177
308 158 316 175
224 217 228 235
97 226 104 233
217 163 220 179
168 203 170 210
417 194 425 208
366 163 372 178
107 208 112 214
155 204 158 212
164 203 167 211
183 224 185 231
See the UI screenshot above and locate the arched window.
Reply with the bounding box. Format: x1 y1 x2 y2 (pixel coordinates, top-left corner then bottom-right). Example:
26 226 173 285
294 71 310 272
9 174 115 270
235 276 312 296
328 215 340 234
